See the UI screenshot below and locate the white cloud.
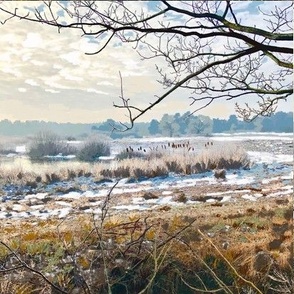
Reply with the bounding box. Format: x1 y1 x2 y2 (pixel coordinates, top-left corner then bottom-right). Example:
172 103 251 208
25 79 39 86
60 51 82 66
60 72 84 82
23 32 43 48
18 88 27 93
22 52 32 62
97 81 114 86
2 66 22 78
31 60 47 66
45 89 60 94
86 88 109 95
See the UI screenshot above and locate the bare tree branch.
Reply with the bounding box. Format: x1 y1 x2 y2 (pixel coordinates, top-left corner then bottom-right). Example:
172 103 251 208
0 0 292 126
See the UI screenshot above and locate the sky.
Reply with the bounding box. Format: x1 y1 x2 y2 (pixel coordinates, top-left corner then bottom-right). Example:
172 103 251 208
0 1 292 124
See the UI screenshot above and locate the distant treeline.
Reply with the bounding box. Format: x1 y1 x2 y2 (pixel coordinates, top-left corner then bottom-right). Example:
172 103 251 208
0 111 292 139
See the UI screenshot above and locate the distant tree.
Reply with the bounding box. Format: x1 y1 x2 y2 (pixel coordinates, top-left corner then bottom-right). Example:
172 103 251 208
262 111 293 132
148 119 160 135
91 125 99 131
0 1 292 129
212 118 229 133
187 115 212 134
173 112 189 135
0 119 13 136
227 114 239 132
159 114 180 137
96 119 125 133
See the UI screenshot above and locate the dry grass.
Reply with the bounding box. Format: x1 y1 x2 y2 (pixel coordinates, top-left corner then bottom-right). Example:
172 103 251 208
0 142 250 185
0 196 292 293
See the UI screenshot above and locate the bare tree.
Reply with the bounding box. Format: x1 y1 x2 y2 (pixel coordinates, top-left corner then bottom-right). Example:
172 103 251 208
0 1 292 129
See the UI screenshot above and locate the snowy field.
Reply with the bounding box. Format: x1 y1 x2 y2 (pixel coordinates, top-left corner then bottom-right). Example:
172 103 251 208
0 133 292 220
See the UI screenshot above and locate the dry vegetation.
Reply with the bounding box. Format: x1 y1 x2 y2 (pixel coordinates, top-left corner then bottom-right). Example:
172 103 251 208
0 192 292 293
0 143 250 186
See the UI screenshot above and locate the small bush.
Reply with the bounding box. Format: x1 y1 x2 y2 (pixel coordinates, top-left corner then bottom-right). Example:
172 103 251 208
28 131 74 161
77 138 110 162
151 166 168 178
214 169 226 179
146 150 164 160
113 166 131 178
133 167 146 179
165 160 184 173
100 168 113 178
116 150 145 160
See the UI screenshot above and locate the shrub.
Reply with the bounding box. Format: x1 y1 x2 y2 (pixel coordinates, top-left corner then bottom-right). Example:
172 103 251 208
165 160 184 174
116 150 145 160
133 167 146 179
146 150 164 160
151 166 168 178
100 168 113 178
214 169 226 179
113 166 131 178
77 138 110 162
28 131 74 161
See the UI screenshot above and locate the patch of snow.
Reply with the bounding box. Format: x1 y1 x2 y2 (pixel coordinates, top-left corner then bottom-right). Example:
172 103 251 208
60 191 81 199
206 199 217 203
16 145 26 153
186 200 201 204
16 212 31 218
58 207 72 218
281 171 293 180
242 194 257 201
67 140 83 145
82 191 95 197
44 154 76 160
25 193 48 200
88 201 102 206
12 204 25 211
112 187 151 195
99 156 116 161
55 201 72 207
84 208 102 214
157 196 173 204
224 175 255 185
162 191 173 195
0 212 7 219
262 177 280 184
113 204 150 211
266 186 293 197
220 196 232 202
212 132 293 141
132 197 144 204
29 204 45 210
248 152 293 164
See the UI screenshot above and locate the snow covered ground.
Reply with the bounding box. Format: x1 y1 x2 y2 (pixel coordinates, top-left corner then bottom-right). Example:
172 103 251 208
0 133 292 220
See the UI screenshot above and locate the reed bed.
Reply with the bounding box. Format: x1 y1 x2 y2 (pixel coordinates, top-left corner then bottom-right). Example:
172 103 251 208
0 143 250 185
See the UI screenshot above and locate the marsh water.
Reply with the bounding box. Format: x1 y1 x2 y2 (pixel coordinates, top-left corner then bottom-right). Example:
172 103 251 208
0 133 292 172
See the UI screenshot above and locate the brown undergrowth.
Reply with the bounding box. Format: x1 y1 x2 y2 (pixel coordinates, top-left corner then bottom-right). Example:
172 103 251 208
0 191 292 294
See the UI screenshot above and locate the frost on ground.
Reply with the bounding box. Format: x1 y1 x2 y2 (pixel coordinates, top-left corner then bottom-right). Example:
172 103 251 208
0 133 292 220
